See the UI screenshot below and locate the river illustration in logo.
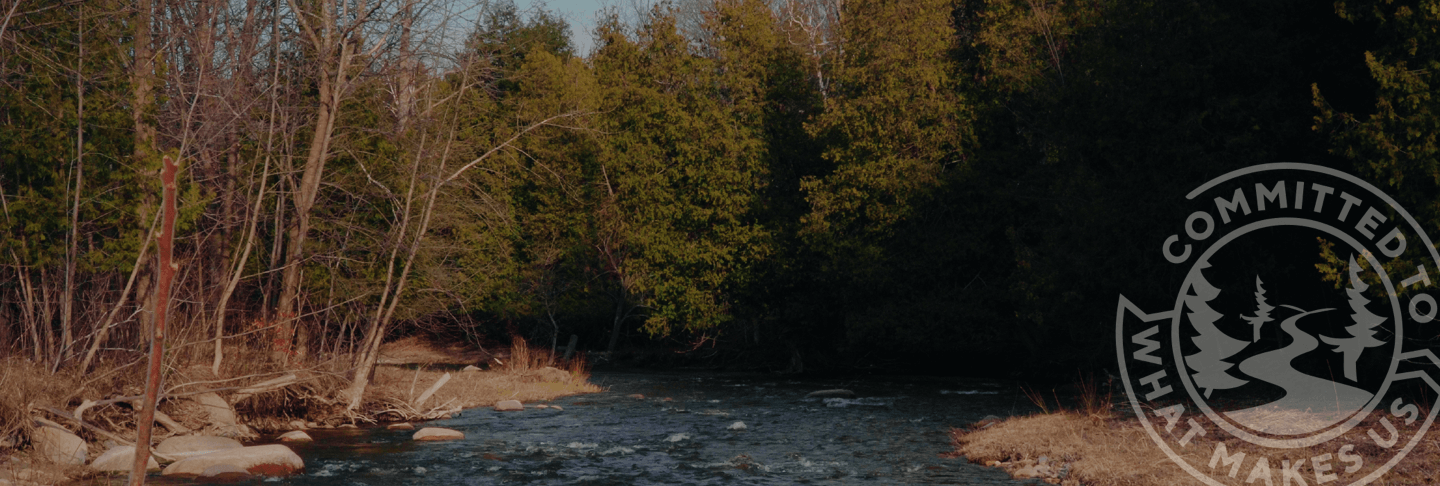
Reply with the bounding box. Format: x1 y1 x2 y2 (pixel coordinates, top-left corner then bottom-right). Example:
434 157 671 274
1116 163 1440 486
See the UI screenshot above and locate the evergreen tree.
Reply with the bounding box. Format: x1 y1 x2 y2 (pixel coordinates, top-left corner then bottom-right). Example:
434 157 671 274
1242 276 1274 342
1320 255 1386 382
1184 261 1250 398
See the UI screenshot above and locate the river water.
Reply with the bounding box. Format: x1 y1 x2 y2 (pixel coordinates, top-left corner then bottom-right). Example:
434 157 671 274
139 371 1042 485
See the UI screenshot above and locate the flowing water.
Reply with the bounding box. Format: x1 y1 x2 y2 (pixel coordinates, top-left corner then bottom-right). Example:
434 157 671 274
133 371 1043 485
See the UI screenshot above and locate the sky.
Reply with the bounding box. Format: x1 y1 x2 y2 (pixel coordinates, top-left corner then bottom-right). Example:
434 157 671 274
511 0 612 56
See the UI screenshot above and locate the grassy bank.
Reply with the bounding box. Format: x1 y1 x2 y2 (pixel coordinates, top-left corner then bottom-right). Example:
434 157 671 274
950 381 1440 486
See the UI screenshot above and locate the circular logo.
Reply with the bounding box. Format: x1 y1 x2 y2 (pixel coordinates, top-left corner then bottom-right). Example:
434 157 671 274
1116 163 1440 486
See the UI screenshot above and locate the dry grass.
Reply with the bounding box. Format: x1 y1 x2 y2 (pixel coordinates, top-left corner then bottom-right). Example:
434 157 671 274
953 410 1440 486
365 337 599 420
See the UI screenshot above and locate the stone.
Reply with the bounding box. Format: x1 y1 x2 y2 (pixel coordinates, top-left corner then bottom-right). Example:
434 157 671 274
805 389 855 398
550 405 563 411
386 423 415 430
91 445 161 472
412 428 464 441
337 424 357 429
305 422 320 429
288 420 307 430
197 463 251 483
664 433 689 442
277 431 312 442
161 444 304 477
727 421 747 431
536 404 549 409
30 426 86 465
976 415 1003 427
156 435 244 462
495 400 523 412
193 392 238 427
462 365 482 372
627 394 645 399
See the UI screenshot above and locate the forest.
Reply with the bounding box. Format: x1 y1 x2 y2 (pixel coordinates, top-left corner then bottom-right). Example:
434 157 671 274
1 0 1437 388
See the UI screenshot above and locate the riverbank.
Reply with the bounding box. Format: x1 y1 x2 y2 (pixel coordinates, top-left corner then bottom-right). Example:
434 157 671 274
952 411 1440 485
0 337 599 484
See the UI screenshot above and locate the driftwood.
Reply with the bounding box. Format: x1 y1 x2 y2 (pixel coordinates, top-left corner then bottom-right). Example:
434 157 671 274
228 373 299 404
412 372 450 409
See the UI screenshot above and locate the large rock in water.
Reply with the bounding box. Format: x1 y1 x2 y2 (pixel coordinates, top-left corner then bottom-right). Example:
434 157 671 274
277 430 312 442
805 389 856 399
92 445 160 472
495 400 523 411
412 428 464 441
161 444 304 477
31 425 86 465
156 435 244 461
197 464 251 483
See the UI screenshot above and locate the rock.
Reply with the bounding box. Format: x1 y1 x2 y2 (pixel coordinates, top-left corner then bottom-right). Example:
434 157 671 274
412 428 464 441
664 433 689 442
288 420 307 430
386 423 415 430
337 424 357 429
727 421 747 431
193 392 248 439
495 400 523 411
536 404 549 409
627 394 645 400
805 389 855 398
277 431 312 442
161 444 304 477
462 365 482 372
91 445 161 472
156 435 244 460
550 405 563 411
305 422 320 429
30 426 86 465
196 464 251 483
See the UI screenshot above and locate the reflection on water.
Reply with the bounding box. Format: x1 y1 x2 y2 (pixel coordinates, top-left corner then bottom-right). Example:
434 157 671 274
120 372 1041 485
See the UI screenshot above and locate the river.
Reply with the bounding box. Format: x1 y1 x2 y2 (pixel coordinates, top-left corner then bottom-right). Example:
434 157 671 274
134 371 1042 485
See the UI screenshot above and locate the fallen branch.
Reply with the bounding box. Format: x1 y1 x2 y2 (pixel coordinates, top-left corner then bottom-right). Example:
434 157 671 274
36 406 177 462
228 373 299 404
412 372 450 409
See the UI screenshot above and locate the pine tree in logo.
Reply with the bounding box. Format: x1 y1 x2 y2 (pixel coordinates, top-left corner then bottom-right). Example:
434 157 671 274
1185 261 1250 398
1320 255 1386 382
1242 276 1274 342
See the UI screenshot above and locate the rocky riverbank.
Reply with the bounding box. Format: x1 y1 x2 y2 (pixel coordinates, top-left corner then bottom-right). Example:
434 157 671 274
0 338 599 485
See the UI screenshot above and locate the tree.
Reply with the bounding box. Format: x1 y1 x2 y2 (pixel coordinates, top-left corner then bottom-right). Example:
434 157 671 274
1320 255 1386 382
1184 261 1249 398
1242 275 1274 342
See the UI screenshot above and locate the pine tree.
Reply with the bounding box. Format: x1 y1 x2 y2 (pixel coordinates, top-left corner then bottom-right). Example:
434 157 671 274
1241 276 1274 342
1184 261 1250 398
1320 255 1386 382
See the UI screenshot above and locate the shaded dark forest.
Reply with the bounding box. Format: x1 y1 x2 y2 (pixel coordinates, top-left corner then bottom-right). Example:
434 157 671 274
1 0 1436 380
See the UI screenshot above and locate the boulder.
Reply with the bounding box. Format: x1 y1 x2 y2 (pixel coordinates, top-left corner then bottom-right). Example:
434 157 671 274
550 405 564 411
412 428 464 441
162 444 304 477
727 421 748 431
536 404 549 409
156 435 244 461
462 365 482 372
276 431 312 442
495 400 523 412
193 392 238 427
386 423 415 430
805 389 855 398
336 424 357 429
288 420 307 430
30 426 86 465
197 463 251 483
91 445 160 472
